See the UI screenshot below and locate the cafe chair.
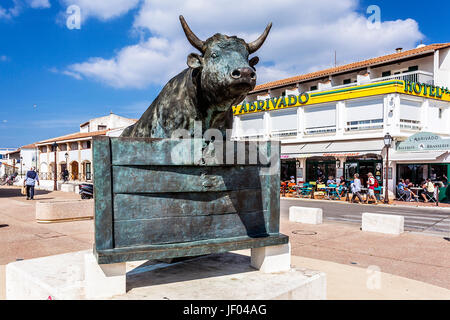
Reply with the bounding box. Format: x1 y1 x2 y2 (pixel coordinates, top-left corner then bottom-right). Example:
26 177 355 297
396 187 408 201
328 184 341 200
314 184 327 199
425 190 437 203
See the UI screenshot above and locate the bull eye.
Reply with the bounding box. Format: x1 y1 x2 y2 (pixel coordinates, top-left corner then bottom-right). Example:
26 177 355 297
211 52 218 58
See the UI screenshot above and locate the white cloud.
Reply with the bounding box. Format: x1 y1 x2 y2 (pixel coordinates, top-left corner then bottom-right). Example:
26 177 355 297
0 0 22 19
64 0 424 88
60 0 139 21
28 0 51 9
66 37 187 88
0 0 50 19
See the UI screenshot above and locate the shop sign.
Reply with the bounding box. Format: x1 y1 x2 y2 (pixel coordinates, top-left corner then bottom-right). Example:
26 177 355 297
322 153 361 157
404 81 450 99
396 132 450 152
236 93 310 114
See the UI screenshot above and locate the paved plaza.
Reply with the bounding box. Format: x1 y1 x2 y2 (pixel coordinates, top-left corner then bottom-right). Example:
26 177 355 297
1 186 449 299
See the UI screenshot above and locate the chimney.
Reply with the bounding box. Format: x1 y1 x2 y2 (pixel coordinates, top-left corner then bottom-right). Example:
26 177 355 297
395 47 403 53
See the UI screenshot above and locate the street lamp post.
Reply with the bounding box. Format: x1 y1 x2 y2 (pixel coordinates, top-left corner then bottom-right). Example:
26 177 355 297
383 133 393 204
52 142 58 191
20 156 23 177
65 152 69 182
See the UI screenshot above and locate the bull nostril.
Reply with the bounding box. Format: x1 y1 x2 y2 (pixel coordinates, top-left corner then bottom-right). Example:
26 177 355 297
231 70 241 79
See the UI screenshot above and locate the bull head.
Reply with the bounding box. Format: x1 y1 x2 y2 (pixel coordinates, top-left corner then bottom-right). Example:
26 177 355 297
179 15 272 104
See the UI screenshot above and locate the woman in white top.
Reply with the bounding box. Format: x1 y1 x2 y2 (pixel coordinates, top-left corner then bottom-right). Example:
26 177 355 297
351 173 364 203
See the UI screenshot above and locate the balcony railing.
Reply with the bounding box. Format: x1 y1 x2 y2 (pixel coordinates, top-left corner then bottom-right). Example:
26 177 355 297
345 119 384 132
369 70 434 86
399 119 422 131
301 71 434 96
270 130 297 138
304 126 337 135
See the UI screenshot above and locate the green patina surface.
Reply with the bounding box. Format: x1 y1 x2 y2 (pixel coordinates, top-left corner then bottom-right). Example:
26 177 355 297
93 136 287 264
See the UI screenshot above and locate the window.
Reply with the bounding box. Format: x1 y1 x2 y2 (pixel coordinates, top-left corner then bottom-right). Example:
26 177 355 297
343 79 351 85
240 114 265 138
310 85 318 91
304 103 336 134
439 108 443 119
400 99 422 130
382 71 391 77
408 65 419 72
85 162 92 180
345 98 384 131
98 125 107 131
270 109 297 137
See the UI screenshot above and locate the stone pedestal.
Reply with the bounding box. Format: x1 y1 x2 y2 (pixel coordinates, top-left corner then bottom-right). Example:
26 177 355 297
251 243 291 273
84 253 126 299
5 248 326 300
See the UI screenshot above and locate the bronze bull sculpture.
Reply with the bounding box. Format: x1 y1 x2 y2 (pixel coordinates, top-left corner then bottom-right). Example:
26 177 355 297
121 15 271 138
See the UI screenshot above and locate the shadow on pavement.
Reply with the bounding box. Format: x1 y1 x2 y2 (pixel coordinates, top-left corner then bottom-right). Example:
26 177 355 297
0 187 50 198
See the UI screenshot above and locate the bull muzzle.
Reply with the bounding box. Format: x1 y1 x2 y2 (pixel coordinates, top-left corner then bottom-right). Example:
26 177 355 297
230 67 256 81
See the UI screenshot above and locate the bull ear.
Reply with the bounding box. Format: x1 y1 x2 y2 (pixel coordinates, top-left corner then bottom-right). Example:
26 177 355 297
249 56 259 69
187 53 203 69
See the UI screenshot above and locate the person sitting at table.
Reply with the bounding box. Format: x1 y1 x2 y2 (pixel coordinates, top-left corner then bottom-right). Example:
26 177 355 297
317 176 325 185
350 173 364 203
405 179 419 201
290 176 296 184
397 179 412 201
421 178 435 202
405 179 413 188
417 180 426 201
326 175 335 186
337 176 347 197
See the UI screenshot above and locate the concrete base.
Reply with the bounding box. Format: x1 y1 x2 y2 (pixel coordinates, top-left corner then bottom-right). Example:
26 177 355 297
6 250 88 299
362 212 404 235
289 206 323 224
6 249 326 300
84 253 126 299
251 243 291 273
60 183 75 193
35 199 93 223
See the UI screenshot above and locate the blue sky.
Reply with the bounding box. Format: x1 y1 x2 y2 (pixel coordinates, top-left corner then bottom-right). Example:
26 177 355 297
0 0 448 147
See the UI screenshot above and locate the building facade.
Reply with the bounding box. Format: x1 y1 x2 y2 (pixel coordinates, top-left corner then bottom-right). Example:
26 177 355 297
35 113 136 187
0 148 18 177
232 43 450 199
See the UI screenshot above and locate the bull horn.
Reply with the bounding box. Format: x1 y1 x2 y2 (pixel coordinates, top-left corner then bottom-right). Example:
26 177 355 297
247 22 272 54
179 15 205 53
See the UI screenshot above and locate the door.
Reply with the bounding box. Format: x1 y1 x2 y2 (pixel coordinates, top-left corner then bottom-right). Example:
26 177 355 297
71 162 79 180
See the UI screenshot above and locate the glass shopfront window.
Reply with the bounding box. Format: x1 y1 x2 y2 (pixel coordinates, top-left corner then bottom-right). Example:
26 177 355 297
344 159 383 186
396 164 449 186
397 164 424 185
281 160 296 182
306 159 336 183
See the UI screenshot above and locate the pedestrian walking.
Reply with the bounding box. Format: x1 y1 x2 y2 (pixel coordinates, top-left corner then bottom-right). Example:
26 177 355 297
63 169 69 182
351 173 364 203
366 172 378 204
24 167 40 200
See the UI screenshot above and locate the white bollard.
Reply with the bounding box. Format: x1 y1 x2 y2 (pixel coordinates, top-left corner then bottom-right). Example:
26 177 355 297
362 212 404 235
289 207 323 224
251 243 291 273
84 253 126 299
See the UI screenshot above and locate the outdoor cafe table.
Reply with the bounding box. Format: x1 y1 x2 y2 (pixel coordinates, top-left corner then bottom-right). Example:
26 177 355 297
324 186 337 200
409 187 423 200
